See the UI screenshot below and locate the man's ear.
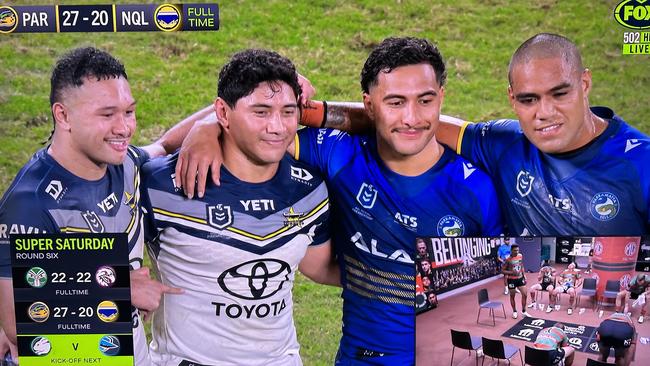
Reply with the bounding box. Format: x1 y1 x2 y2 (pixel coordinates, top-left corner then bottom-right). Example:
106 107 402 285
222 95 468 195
214 98 230 130
363 93 375 121
51 102 71 132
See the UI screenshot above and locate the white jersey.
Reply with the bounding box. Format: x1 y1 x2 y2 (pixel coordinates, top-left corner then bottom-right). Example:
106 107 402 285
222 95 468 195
142 154 330 366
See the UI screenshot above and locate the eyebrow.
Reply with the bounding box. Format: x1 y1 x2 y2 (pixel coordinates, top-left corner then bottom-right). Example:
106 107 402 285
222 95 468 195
250 103 298 108
96 101 137 111
514 82 572 99
382 90 437 101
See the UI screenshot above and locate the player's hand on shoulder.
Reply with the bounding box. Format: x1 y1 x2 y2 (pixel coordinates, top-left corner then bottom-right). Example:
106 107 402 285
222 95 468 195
175 118 223 199
130 267 183 313
297 73 316 106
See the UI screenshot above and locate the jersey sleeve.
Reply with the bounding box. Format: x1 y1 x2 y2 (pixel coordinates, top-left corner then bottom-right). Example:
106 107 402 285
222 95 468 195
306 183 330 247
140 156 171 249
295 127 356 179
0 191 57 278
468 170 503 236
458 119 521 175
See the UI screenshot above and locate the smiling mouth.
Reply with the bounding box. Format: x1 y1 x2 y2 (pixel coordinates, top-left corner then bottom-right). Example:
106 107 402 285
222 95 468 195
535 124 562 133
106 139 129 151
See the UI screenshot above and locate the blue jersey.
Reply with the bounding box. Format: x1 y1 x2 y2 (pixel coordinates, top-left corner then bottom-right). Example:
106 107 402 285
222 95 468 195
0 146 151 365
459 107 650 236
142 153 330 366
497 244 511 261
297 128 502 364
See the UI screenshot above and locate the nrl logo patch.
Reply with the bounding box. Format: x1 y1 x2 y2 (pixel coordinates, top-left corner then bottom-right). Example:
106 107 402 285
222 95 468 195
516 170 535 197
82 211 105 233
207 204 233 229
356 182 378 209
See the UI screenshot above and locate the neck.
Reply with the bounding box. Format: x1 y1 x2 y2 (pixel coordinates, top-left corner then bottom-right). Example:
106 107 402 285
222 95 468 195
376 134 443 177
48 141 107 181
221 144 279 184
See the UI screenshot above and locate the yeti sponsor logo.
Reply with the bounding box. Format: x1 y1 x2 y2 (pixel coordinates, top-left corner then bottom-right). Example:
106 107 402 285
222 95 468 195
207 204 233 229
218 259 291 300
82 211 105 233
45 180 64 201
516 170 534 197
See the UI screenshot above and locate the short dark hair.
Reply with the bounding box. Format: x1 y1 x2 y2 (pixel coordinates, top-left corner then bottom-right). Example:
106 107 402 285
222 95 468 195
360 37 446 93
217 49 301 108
50 47 127 106
511 244 519 250
508 33 583 85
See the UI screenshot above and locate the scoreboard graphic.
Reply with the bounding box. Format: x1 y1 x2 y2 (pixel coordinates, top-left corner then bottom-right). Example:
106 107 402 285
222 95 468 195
10 233 133 366
0 3 219 34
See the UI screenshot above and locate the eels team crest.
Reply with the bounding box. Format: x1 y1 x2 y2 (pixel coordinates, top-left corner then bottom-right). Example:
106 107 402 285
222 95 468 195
437 215 465 237
590 192 619 221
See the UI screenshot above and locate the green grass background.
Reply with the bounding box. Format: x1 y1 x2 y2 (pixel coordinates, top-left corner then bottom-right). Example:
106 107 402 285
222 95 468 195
1 1 648 364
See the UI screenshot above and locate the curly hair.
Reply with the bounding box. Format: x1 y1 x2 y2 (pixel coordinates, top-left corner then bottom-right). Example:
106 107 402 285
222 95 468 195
218 49 301 108
360 37 446 93
50 47 127 106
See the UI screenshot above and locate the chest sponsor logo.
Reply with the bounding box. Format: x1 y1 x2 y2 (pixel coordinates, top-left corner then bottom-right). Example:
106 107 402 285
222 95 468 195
207 204 233 229
217 258 291 300
240 199 275 212
590 192 619 221
81 211 105 233
316 128 327 144
515 170 535 197
437 215 465 237
97 192 118 213
45 180 65 201
548 194 572 212
290 166 313 184
351 232 413 263
356 182 377 209
394 212 417 228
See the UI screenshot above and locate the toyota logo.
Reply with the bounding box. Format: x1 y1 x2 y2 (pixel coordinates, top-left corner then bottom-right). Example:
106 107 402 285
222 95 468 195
218 259 291 300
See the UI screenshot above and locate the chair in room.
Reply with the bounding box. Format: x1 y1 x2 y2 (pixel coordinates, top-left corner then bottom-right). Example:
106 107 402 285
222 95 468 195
480 337 522 366
523 345 554 366
597 279 621 311
477 288 506 326
450 329 482 366
576 277 598 309
585 358 616 366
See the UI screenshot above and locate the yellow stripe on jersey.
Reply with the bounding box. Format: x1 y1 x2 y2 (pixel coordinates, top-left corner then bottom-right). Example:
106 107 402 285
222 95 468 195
346 281 413 307
344 255 412 282
294 134 300 160
153 197 329 242
456 121 471 155
60 227 91 233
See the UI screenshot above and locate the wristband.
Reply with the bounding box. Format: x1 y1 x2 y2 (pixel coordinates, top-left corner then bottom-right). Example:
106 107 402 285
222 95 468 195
301 100 327 128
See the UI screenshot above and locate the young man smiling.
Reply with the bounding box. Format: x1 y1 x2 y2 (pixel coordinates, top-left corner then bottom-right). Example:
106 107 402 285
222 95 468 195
172 37 502 365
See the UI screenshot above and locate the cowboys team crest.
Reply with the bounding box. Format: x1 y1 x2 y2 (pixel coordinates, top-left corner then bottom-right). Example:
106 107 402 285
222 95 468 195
516 170 535 197
207 204 233 229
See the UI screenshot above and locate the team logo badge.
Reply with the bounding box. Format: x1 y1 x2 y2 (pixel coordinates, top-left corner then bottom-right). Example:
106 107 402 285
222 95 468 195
437 215 465 237
625 241 637 257
25 267 48 288
283 207 306 228
356 183 378 209
99 335 121 356
95 266 117 288
207 204 233 229
28 302 50 323
0 6 18 34
81 210 105 233
590 192 619 221
516 170 535 197
30 336 51 356
154 4 181 31
218 259 291 300
97 301 119 322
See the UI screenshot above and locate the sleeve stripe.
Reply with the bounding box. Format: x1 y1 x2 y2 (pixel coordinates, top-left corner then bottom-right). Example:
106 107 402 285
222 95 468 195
456 121 471 155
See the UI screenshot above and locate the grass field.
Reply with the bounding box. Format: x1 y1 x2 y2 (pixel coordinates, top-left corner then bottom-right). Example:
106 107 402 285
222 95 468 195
1 0 648 364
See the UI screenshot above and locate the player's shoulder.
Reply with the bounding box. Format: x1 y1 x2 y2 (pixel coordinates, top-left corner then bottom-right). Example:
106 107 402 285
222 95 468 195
142 152 176 178
279 154 326 192
1 149 62 207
